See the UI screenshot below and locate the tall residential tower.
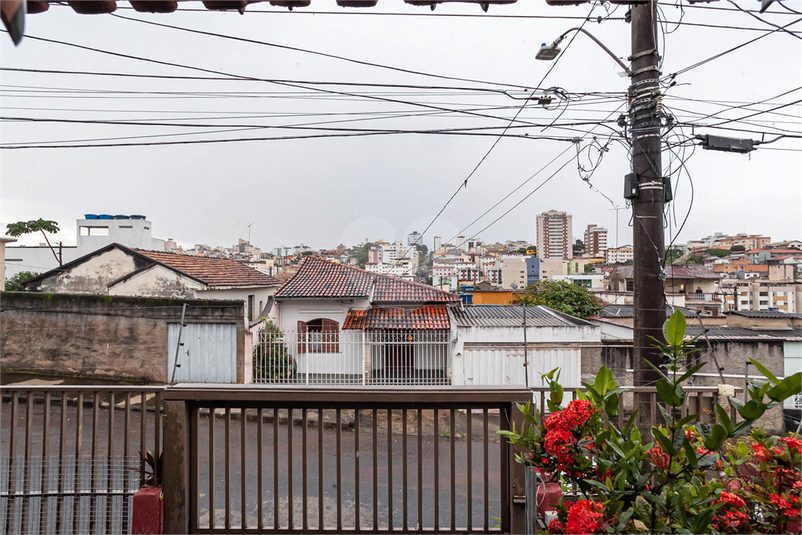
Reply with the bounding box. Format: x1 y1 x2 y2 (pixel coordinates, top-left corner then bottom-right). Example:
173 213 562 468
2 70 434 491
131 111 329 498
536 210 573 260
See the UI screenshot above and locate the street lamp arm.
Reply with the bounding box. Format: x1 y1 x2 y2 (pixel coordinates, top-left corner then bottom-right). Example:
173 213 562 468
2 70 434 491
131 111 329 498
554 27 633 76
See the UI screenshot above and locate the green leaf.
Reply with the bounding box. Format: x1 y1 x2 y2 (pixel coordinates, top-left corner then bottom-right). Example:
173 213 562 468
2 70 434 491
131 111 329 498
605 393 619 418
695 422 711 442
630 426 641 444
767 372 802 402
642 358 670 381
676 414 699 429
677 362 706 384
652 428 676 455
672 429 685 454
606 439 626 458
550 382 564 407
657 380 683 406
728 396 745 411
735 441 749 458
739 400 766 420
663 309 687 348
733 419 753 438
703 424 727 451
623 409 639 436
583 479 612 492
683 438 698 467
635 496 653 529
595 366 613 396
714 404 733 434
750 359 779 384
617 509 634 532
691 507 717 533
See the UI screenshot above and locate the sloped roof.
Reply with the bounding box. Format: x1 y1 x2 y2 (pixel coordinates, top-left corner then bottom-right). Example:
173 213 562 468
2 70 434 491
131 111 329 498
728 310 802 319
599 305 699 318
135 249 280 287
615 265 720 280
685 325 802 341
342 306 450 330
275 256 458 303
452 304 592 328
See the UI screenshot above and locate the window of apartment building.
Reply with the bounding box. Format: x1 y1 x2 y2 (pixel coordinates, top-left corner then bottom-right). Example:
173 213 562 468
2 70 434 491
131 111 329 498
759 292 768 296
79 226 108 236
626 281 634 291
298 319 339 353
759 300 769 306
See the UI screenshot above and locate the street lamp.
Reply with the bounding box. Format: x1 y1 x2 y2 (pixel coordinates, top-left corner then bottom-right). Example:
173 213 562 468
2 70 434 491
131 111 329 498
536 27 633 76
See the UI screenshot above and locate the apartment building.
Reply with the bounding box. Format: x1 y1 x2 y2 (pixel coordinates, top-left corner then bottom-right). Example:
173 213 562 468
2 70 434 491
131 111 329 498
583 225 608 257
720 279 802 313
536 210 573 260
605 245 634 264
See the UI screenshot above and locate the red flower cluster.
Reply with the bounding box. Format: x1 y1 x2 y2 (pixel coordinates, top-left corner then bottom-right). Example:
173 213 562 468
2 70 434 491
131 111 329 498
564 499 604 534
542 400 596 470
780 436 802 454
771 494 801 519
752 443 771 463
548 518 565 534
647 445 670 470
712 492 750 533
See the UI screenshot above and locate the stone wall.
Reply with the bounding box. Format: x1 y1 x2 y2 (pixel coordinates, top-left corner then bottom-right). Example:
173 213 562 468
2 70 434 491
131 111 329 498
1 292 245 383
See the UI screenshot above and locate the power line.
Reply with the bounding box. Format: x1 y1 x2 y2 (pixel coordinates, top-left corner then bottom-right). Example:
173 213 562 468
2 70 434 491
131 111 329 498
726 0 802 40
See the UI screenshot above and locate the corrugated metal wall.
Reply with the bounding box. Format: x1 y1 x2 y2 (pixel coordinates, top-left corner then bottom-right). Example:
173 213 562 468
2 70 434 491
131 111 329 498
167 323 237 383
456 347 581 389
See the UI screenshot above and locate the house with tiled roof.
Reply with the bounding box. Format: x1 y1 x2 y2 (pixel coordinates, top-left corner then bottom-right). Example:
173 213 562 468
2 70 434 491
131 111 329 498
267 256 458 384
24 243 280 324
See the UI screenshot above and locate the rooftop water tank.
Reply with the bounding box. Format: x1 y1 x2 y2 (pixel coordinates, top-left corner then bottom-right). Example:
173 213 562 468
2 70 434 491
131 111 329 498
130 215 146 220
84 214 99 219
114 215 129 219
98 214 113 220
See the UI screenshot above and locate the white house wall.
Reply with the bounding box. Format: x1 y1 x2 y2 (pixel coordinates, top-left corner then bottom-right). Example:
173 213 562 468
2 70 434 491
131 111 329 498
109 264 204 299
35 248 140 295
195 286 277 326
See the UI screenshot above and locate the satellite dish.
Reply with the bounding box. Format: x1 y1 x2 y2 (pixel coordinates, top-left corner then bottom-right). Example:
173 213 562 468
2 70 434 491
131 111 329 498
510 282 518 290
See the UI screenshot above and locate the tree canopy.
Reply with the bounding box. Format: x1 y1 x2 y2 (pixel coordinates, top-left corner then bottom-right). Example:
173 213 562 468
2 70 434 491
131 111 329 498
730 245 746 252
6 219 62 265
705 248 730 258
518 280 604 319
5 271 39 292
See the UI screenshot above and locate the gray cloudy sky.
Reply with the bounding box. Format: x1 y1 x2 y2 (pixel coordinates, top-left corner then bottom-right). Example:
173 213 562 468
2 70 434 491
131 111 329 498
1 0 800 252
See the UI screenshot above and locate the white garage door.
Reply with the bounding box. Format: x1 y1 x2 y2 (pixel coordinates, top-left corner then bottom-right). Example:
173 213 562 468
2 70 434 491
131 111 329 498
167 323 238 383
458 347 581 389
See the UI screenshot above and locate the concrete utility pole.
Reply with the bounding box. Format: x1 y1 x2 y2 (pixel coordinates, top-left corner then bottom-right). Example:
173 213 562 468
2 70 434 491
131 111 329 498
629 1 666 393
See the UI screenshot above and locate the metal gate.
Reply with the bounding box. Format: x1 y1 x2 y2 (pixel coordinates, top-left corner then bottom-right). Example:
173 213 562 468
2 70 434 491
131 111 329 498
168 323 238 383
456 347 581 390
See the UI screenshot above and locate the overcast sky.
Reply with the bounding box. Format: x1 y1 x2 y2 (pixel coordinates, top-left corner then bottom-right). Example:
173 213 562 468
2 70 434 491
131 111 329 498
1 0 800 252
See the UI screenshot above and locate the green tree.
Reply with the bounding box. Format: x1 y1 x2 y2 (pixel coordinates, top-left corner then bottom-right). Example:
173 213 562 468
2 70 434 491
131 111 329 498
705 248 730 257
6 219 62 265
686 254 706 264
584 263 596 273
355 242 372 268
665 248 684 265
5 271 39 291
519 279 604 319
730 245 746 252
573 239 584 254
517 247 528 255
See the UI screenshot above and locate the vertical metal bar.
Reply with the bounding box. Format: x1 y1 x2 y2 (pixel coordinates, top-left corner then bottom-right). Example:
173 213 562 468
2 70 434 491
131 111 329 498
417 409 422 532
402 408 408 532
273 409 279 530
336 408 342 532
302 409 308 532
41 392 51 535
500 406 510 535
372 408 378 532
465 408 473 531
190 406 200 534
483 409 488 533
154 391 162 485
450 408 455 532
241 409 247 529
6 393 18 535
106 392 115 535
139 392 146 485
288 408 293 531
72 391 83 535
319 409 324 531
651 393 657 427
258 408 264 531
89 391 99 535
355 409 360 532
225 407 231 531
387 409 393 532
209 408 216 530
56 391 67 535
22 392 33 535
434 408 439 532
122 392 131 535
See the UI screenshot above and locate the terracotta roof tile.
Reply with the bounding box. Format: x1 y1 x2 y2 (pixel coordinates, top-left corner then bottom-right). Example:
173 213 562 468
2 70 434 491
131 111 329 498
275 256 458 303
135 249 280 287
342 306 450 330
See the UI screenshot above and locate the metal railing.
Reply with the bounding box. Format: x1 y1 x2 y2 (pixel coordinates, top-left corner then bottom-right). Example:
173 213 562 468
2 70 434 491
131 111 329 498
161 386 532 534
0 387 164 535
254 330 451 386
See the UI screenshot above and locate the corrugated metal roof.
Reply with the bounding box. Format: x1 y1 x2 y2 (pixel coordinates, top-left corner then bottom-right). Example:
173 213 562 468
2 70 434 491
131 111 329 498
686 325 802 341
728 310 802 319
599 305 698 318
452 304 592 328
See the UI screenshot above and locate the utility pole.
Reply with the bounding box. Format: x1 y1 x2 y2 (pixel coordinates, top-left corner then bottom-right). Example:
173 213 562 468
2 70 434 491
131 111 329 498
629 1 666 396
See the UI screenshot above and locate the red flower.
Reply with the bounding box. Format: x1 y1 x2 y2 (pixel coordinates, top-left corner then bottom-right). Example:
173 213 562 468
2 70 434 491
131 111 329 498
544 428 576 469
712 509 749 533
548 518 566 534
751 443 771 462
564 499 603 534
781 436 802 453
716 491 746 509
685 428 697 440
561 400 594 431
648 446 670 470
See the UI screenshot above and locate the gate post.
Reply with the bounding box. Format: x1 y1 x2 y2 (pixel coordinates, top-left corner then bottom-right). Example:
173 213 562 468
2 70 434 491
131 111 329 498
163 400 191 534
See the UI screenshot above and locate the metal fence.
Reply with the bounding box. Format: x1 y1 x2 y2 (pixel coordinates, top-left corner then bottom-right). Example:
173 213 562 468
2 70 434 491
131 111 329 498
254 330 451 386
0 388 164 535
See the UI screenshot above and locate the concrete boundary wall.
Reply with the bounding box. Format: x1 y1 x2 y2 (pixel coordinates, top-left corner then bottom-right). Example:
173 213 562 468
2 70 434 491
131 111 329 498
0 292 247 383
